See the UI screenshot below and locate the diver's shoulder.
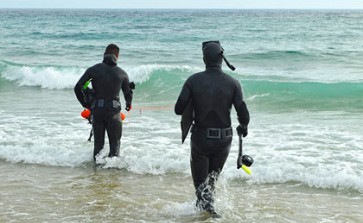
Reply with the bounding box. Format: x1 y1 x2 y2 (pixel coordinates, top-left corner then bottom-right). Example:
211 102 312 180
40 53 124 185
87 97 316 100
222 71 237 80
116 66 128 77
84 63 101 73
188 71 206 80
222 72 241 86
89 62 103 69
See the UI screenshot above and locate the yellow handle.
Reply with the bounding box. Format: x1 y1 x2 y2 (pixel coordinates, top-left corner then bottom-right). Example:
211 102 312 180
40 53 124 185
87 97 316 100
241 165 252 175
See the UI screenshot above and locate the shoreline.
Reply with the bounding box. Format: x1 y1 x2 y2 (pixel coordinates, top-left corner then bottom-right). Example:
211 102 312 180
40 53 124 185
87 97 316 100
1 161 362 222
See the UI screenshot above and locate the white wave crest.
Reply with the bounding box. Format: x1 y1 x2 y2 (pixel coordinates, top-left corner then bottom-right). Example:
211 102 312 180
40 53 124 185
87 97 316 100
0 63 199 89
1 65 84 89
125 64 198 84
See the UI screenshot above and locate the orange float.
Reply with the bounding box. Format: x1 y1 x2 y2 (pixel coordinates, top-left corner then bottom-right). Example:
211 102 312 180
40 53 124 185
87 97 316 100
81 109 91 119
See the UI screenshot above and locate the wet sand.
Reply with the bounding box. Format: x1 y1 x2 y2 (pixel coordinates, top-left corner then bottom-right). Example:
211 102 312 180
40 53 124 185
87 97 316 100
0 161 362 223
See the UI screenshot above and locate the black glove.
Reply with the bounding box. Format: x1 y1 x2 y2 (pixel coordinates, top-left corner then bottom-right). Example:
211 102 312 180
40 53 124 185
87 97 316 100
236 125 248 137
125 103 132 111
129 82 135 90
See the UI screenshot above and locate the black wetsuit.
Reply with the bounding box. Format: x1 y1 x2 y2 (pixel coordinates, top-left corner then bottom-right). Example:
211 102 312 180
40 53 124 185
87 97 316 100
175 42 249 212
74 54 133 161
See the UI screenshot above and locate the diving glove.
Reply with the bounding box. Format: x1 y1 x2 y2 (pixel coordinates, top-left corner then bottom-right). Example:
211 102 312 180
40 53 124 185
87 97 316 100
236 125 248 137
126 103 132 111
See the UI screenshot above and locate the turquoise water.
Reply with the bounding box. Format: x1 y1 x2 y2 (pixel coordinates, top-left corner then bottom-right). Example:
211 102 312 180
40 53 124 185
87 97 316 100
0 9 363 222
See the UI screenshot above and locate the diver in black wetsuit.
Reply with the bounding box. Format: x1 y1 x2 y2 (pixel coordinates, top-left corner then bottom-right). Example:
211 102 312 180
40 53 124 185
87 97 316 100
74 44 133 162
175 41 250 215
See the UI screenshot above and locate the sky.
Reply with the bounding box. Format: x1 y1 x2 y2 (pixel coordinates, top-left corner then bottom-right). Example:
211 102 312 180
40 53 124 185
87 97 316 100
1 0 363 9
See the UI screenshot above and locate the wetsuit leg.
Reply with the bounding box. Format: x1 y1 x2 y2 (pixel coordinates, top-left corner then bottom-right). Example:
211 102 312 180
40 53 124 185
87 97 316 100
190 147 214 211
106 111 122 157
208 144 231 180
190 130 232 211
191 141 231 182
92 110 106 161
206 144 231 201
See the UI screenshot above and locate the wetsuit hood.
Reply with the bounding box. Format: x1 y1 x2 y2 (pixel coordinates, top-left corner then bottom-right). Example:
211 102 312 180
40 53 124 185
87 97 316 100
203 42 223 68
103 53 118 66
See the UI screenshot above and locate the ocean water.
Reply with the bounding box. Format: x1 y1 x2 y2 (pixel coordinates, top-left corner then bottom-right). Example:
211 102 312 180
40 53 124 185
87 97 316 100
0 9 363 222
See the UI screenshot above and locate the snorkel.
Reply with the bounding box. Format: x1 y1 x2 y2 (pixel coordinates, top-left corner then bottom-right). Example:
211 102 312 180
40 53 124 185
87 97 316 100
221 52 235 71
83 79 92 90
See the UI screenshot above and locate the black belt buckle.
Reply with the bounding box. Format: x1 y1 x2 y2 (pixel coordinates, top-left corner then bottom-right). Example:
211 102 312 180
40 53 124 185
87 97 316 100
97 99 104 107
222 127 233 138
207 128 221 139
112 100 121 109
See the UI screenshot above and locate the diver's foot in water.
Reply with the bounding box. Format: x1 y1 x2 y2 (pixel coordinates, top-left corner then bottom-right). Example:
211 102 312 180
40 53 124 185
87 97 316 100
196 200 221 218
205 205 221 218
207 210 222 218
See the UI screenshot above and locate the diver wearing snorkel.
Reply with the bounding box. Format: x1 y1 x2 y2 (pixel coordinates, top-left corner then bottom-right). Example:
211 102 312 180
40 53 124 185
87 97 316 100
74 44 133 162
175 41 250 216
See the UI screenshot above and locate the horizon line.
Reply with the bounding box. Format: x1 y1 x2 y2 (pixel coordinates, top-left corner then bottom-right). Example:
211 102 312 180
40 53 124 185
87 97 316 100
1 7 363 10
